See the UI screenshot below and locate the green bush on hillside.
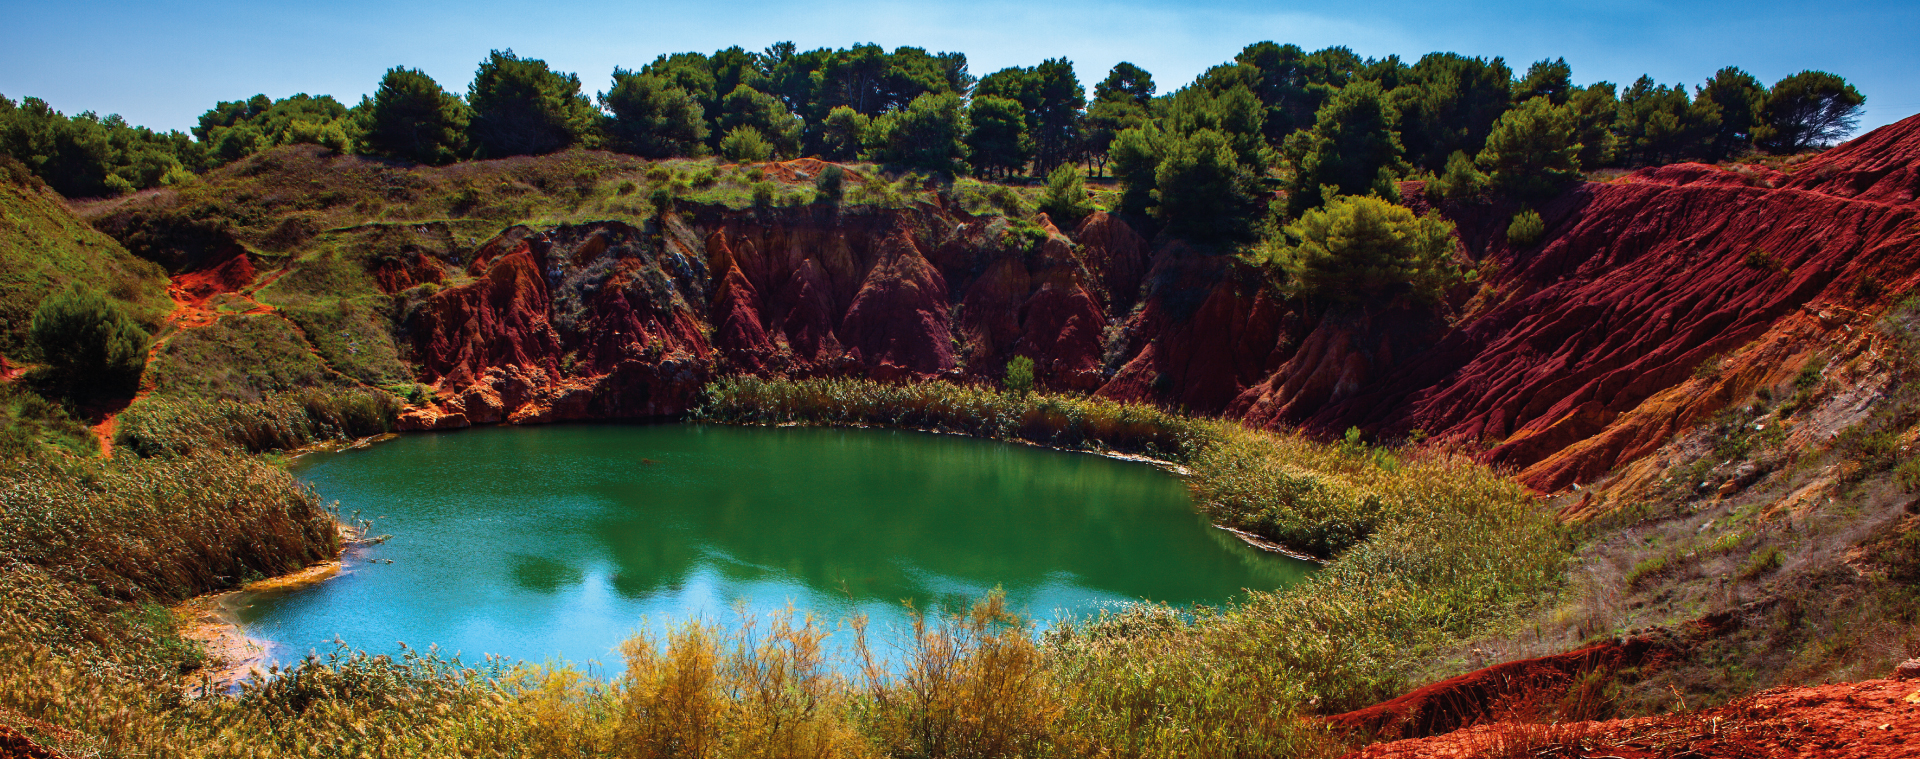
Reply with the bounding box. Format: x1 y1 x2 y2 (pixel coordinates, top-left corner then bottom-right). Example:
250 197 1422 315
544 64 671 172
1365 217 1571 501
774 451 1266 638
1036 165 1093 225
718 126 773 163
1252 194 1464 309
1004 355 1036 397
1508 209 1547 246
30 284 148 396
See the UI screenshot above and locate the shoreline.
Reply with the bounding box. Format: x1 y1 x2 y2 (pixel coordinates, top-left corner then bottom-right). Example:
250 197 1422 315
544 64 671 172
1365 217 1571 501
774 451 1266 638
172 551 354 694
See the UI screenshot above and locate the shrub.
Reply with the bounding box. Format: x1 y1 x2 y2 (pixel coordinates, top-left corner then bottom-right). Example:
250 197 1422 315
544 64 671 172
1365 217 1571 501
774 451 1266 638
1036 165 1093 224
1004 355 1036 397
751 181 776 209
1425 150 1487 201
1508 209 1547 246
115 388 398 457
1739 546 1783 580
1744 248 1782 272
814 164 845 202
718 127 772 163
29 284 149 396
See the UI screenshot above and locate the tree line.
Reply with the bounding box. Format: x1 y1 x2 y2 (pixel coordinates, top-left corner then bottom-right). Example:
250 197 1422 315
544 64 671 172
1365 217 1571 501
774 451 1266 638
0 42 1867 202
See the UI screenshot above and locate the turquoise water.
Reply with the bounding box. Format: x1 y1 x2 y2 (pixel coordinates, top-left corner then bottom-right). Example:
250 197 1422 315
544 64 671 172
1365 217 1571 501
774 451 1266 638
240 424 1311 668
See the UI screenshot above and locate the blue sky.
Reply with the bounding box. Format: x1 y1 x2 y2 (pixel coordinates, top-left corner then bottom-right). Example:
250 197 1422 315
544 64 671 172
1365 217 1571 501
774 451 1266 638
4 0 1915 136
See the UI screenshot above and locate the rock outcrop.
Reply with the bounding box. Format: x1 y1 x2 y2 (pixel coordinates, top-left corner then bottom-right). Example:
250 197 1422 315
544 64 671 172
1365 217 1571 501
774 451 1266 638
386 118 1920 493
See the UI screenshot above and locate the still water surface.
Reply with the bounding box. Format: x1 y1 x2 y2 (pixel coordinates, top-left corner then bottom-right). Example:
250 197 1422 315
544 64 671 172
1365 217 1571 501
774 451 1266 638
243 424 1312 668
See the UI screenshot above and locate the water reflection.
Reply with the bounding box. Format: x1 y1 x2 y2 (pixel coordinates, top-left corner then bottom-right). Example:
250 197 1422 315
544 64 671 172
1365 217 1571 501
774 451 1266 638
242 424 1312 667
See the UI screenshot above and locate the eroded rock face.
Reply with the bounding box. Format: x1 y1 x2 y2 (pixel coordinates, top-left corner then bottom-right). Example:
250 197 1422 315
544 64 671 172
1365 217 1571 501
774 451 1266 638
398 206 1128 428
391 115 1920 493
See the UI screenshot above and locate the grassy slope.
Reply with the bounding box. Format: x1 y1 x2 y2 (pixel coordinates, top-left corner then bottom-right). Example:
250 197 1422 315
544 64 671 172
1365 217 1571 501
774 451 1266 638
0 176 169 363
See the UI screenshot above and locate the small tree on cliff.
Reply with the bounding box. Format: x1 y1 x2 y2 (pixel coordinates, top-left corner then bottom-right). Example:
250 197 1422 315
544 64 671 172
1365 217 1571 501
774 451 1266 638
1757 70 1865 153
1475 96 1582 200
1251 194 1464 310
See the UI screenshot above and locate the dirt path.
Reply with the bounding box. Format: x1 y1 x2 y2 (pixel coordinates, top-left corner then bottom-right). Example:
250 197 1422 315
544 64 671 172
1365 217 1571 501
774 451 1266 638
87 258 282 458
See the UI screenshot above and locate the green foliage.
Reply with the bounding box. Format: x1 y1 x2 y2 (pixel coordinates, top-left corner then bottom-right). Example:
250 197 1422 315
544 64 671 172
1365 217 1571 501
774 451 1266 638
1745 248 1782 272
1698 67 1767 161
0 94 206 197
1080 98 1145 178
194 93 357 166
813 164 845 202
30 284 148 396
600 69 707 158
1614 75 1721 166
867 92 970 175
0 382 93 459
1081 63 1158 177
1738 545 1784 580
465 49 598 158
975 58 1084 174
817 106 871 161
750 180 776 208
116 388 396 457
1757 70 1865 153
142 313 346 401
1282 79 1408 217
965 96 1032 178
1476 96 1582 200
716 84 801 157
1093 62 1156 107
1224 42 1362 147
356 67 467 165
1507 209 1547 246
1515 58 1573 105
1004 355 1036 397
0 452 339 601
717 126 773 163
1254 194 1463 308
1036 164 1092 224
0 174 168 360
1391 52 1514 171
1567 82 1623 168
1423 149 1486 201
697 376 1208 457
1151 128 1265 242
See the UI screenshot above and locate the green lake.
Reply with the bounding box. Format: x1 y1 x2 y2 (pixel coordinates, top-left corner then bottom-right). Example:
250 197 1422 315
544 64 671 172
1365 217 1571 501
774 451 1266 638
243 424 1313 668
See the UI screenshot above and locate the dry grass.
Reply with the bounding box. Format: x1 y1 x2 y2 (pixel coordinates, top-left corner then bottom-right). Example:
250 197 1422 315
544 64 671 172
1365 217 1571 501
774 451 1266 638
0 376 1570 757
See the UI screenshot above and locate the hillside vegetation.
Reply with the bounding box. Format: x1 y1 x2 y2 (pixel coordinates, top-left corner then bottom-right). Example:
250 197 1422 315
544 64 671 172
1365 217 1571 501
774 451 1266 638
0 33 1915 759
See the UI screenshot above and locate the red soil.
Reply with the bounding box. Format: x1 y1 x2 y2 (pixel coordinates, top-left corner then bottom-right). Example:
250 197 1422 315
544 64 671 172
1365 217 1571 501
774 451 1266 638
165 250 271 328
0 724 61 759
1344 677 1920 759
1220 114 1920 490
84 247 273 456
1326 636 1676 741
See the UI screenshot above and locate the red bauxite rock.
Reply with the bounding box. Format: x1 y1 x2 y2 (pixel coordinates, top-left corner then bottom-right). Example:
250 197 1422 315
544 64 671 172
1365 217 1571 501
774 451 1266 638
1220 114 1920 490
393 122 1920 487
